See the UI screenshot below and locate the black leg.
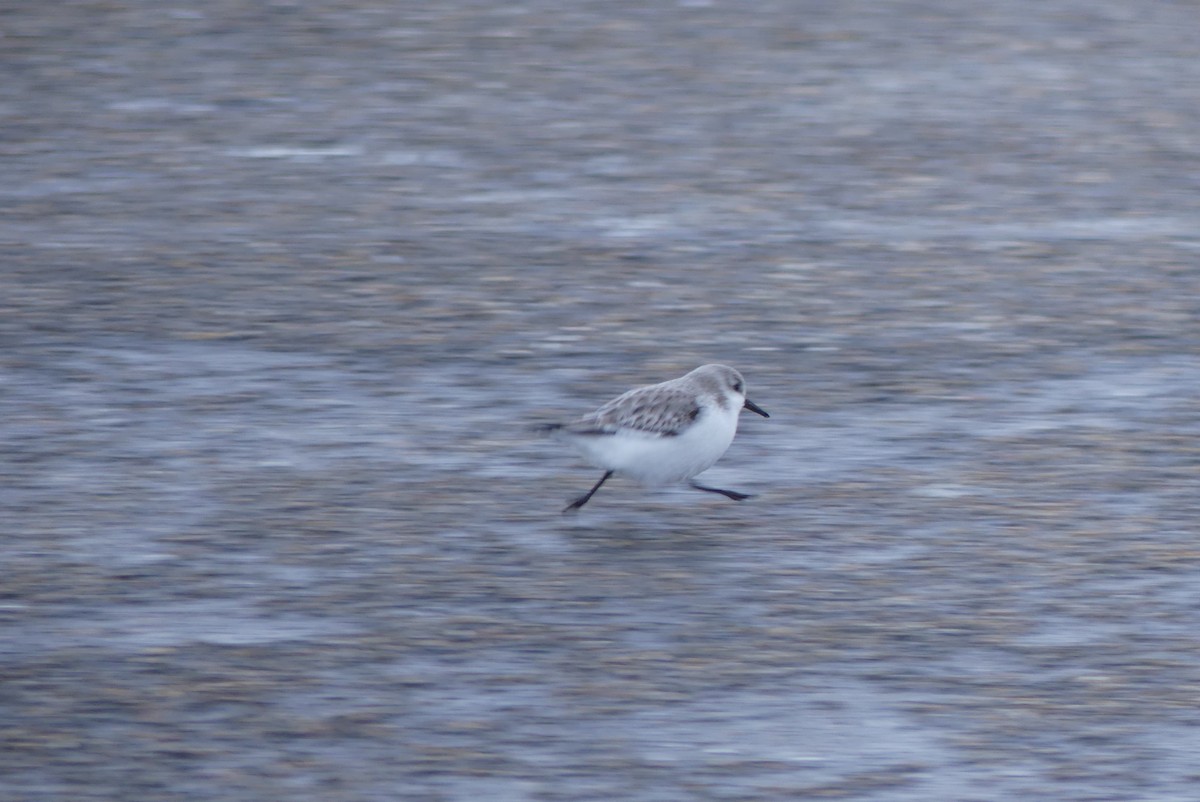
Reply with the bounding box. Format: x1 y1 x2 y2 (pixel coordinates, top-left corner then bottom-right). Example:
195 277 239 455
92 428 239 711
564 470 614 513
689 481 753 501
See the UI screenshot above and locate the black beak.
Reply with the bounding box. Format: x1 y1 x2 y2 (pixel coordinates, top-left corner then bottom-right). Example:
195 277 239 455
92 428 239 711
743 398 769 418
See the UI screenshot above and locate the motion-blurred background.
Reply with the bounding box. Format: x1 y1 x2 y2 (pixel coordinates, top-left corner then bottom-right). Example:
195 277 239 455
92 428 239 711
3 1 1199 799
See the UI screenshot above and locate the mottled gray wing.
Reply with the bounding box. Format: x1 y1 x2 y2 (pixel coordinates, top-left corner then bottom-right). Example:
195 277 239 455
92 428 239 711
563 384 700 437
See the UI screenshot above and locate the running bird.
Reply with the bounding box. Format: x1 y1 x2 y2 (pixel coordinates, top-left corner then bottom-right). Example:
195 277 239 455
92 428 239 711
540 364 769 512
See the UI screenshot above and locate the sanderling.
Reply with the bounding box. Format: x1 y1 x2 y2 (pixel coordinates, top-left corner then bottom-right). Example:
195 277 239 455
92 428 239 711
540 364 769 512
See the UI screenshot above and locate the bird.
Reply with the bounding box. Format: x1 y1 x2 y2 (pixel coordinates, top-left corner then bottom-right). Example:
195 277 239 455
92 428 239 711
540 364 769 512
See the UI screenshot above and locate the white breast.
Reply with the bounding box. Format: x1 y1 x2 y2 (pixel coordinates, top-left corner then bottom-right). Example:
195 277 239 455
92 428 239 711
572 401 740 486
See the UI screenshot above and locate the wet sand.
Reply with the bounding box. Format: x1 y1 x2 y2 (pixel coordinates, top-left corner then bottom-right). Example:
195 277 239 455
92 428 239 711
3 2 1200 800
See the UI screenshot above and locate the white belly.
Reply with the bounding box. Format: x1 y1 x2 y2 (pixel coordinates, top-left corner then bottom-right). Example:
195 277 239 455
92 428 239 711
571 406 739 486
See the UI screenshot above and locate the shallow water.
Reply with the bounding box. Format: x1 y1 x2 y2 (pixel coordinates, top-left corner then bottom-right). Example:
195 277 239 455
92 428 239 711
4 1 1200 800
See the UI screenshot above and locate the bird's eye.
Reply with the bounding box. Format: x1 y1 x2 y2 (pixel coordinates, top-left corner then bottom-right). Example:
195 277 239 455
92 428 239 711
732 380 744 393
